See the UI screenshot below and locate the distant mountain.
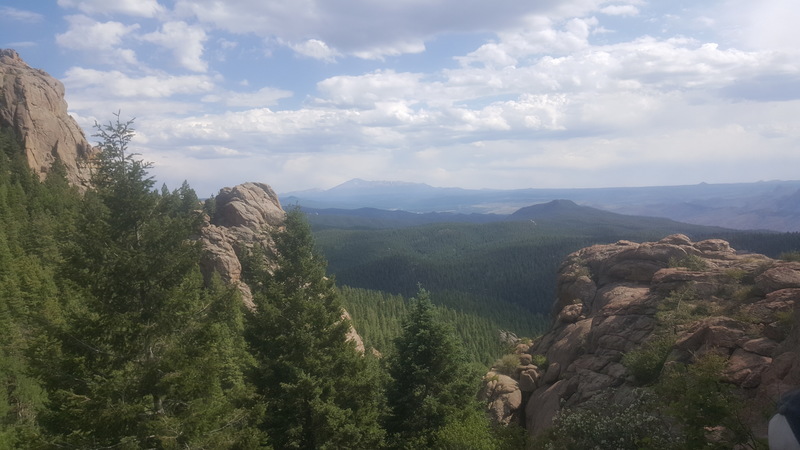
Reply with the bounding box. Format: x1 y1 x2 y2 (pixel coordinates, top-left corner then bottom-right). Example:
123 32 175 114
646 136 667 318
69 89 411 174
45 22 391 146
283 179 800 232
510 199 598 220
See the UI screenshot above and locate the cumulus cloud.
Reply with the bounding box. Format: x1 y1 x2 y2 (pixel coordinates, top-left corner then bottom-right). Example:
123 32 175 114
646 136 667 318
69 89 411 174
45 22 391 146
56 15 139 51
458 16 598 67
287 39 341 62
40 0 800 193
57 0 165 18
141 21 208 72
172 0 579 60
63 67 215 98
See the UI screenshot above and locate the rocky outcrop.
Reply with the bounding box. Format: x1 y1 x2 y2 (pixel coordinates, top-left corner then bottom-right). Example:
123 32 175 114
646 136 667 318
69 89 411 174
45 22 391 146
198 182 367 351
484 234 800 439
0 49 94 189
199 182 285 309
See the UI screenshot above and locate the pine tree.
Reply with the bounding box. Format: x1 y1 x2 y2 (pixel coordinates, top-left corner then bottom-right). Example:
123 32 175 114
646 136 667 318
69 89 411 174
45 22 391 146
385 287 494 448
40 115 262 448
245 208 385 449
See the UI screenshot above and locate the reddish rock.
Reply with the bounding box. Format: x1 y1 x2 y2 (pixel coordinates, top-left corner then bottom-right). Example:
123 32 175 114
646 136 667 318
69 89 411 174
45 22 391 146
480 372 522 426
485 235 800 443
695 239 734 254
557 304 583 323
518 367 542 392
674 317 747 356
755 262 800 294
724 349 771 388
739 337 779 357
0 49 96 189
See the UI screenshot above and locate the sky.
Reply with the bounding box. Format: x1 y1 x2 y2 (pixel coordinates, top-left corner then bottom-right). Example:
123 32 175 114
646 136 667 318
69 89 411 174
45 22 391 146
1 0 799 196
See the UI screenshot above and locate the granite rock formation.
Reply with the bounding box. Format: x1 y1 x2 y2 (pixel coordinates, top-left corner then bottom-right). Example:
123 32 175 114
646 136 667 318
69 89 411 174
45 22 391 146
482 234 800 440
199 182 285 309
199 182 366 352
0 49 94 189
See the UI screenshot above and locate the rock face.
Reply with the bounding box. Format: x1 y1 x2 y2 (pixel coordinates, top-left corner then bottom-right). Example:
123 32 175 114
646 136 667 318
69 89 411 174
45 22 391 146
199 182 366 351
0 49 94 188
199 182 286 309
483 234 800 439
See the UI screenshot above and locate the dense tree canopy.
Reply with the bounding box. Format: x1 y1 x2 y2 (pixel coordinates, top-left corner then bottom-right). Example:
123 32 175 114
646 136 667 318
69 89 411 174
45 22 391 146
244 208 385 449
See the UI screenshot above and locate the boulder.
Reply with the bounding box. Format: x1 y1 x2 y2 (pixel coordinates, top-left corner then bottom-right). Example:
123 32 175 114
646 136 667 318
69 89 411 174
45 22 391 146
674 317 747 357
724 349 771 388
480 372 522 425
756 263 800 294
518 367 542 392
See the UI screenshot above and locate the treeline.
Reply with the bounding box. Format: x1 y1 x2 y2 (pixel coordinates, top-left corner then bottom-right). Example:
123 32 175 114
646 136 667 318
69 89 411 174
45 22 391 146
314 213 800 317
0 121 518 448
340 286 547 365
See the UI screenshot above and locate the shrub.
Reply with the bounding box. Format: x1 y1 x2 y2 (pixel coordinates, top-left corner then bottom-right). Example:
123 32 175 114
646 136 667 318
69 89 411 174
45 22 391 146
531 354 548 371
779 251 800 262
656 353 760 449
668 254 708 271
622 334 675 385
656 285 699 327
540 389 679 450
493 353 520 376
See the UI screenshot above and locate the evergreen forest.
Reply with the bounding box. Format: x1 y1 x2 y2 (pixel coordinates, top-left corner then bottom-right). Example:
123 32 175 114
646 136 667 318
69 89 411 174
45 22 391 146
311 206 800 366
0 120 516 448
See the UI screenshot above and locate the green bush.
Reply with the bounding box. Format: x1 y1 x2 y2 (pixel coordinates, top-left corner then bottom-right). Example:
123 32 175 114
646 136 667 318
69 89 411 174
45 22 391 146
539 389 679 450
779 250 800 262
622 334 674 385
493 353 520 375
668 254 708 271
656 353 762 449
531 354 548 371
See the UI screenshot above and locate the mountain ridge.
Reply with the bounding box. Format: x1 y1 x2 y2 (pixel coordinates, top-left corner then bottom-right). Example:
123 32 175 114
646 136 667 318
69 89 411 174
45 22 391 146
283 178 800 232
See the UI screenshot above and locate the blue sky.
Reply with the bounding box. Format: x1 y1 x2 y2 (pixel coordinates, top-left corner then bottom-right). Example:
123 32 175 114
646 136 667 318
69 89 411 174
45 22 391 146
1 0 799 196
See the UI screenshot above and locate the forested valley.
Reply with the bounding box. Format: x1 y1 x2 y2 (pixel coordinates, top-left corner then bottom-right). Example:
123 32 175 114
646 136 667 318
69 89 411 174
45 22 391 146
310 205 800 366
0 121 524 448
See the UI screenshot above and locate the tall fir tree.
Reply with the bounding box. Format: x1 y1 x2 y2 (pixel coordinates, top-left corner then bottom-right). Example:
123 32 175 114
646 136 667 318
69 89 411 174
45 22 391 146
385 287 495 449
245 208 386 449
40 115 262 448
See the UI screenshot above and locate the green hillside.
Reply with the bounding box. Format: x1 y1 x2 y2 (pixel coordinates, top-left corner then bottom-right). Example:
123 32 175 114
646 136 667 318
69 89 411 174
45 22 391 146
313 211 744 313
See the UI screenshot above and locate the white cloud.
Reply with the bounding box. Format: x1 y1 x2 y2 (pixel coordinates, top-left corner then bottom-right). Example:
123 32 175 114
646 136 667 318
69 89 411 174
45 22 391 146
288 39 341 62
57 0 166 18
63 67 215 98
141 21 208 72
0 6 44 23
202 87 293 108
724 0 800 52
172 0 587 60
600 5 639 16
316 70 428 107
42 0 800 194
56 15 139 51
458 16 597 67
